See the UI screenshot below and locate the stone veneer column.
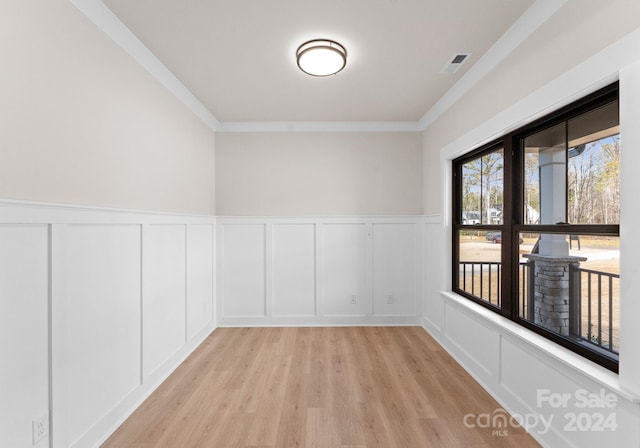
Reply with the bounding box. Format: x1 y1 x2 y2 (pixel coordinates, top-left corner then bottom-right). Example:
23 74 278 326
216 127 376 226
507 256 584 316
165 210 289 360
523 254 586 336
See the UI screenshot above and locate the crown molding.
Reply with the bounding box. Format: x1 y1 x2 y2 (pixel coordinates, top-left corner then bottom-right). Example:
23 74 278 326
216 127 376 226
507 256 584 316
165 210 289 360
70 0 220 132
418 0 568 131
216 121 422 133
70 0 565 134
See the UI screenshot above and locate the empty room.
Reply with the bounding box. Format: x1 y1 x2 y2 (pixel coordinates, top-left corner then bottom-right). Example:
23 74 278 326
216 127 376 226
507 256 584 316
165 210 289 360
3 1 640 447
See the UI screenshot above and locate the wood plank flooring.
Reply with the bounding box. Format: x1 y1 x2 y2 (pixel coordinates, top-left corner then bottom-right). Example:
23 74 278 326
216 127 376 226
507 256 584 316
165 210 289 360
102 327 541 448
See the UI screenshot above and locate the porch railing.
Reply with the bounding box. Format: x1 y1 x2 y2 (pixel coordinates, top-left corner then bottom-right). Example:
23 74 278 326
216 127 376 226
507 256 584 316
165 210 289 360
458 261 532 310
458 261 619 354
458 261 502 306
569 265 619 353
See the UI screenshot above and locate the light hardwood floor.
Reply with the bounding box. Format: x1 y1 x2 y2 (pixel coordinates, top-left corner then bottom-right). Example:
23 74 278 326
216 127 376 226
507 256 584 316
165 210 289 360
102 327 541 447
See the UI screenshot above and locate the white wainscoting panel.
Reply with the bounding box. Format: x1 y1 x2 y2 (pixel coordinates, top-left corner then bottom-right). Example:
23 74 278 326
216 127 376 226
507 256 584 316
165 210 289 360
217 217 423 326
423 218 444 331
423 213 640 447
66 224 142 445
500 337 640 447
221 224 266 317
372 223 417 317
187 224 214 340
0 200 216 448
444 302 498 379
143 225 187 378
272 224 316 317
428 290 640 448
321 223 368 317
425 37 640 445
0 224 49 448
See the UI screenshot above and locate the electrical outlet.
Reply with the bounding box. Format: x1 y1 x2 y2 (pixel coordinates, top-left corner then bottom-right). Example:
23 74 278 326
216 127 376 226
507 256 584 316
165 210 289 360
32 414 48 445
387 295 395 304
350 295 357 304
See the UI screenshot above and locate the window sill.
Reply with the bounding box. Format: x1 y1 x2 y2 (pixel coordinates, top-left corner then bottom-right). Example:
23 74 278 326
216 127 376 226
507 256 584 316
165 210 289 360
440 289 640 403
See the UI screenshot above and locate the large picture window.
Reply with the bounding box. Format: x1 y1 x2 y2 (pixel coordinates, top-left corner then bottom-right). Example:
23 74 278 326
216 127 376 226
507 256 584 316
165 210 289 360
453 83 620 371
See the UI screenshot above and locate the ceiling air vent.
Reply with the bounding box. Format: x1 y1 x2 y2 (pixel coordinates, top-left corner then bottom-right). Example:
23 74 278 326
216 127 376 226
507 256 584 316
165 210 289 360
440 52 471 74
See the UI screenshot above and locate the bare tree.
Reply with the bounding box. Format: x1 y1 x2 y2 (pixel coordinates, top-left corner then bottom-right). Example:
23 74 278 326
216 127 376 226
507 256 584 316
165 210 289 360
597 137 620 224
462 150 504 224
524 150 540 224
568 136 620 225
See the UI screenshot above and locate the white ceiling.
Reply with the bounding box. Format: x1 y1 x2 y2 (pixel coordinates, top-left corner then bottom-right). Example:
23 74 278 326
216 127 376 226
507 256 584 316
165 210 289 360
96 0 538 126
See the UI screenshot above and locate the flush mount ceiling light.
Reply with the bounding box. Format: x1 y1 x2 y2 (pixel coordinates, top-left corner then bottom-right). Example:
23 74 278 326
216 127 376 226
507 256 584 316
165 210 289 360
296 39 347 77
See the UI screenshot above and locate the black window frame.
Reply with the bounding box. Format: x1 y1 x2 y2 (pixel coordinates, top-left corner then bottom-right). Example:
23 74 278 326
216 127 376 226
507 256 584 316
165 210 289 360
452 82 620 372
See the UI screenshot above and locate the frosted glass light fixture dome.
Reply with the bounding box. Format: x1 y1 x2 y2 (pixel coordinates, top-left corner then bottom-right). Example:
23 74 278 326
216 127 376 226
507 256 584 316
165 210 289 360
296 39 347 77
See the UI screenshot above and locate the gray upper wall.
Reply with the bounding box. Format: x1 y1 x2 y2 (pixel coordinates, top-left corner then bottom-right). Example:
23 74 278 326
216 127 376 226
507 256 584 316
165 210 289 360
6 1 640 218
215 132 423 216
0 1 216 215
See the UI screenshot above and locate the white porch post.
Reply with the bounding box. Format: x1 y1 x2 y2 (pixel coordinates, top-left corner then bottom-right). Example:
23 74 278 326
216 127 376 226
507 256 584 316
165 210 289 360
538 146 569 257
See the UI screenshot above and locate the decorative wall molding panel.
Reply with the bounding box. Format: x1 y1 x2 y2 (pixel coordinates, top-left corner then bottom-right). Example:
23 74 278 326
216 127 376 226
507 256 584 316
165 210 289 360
425 33 640 447
217 216 424 327
0 224 49 448
422 215 640 448
0 200 216 448
10 199 640 448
